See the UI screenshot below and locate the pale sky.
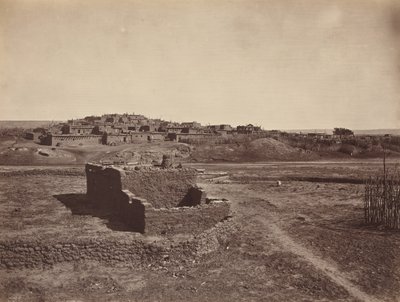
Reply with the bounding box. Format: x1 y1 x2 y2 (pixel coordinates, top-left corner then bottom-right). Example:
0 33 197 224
1 0 400 129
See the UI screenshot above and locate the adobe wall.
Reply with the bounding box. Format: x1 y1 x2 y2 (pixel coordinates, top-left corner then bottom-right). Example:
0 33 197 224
104 132 166 145
25 132 41 141
121 169 198 208
118 190 229 235
86 164 124 210
50 135 102 146
149 133 165 141
105 134 141 145
86 163 198 208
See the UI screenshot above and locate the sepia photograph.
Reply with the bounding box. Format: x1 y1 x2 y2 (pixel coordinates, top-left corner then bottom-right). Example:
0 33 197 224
0 0 400 301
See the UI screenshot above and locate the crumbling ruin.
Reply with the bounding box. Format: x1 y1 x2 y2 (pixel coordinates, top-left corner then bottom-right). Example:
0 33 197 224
0 166 236 270
85 163 231 235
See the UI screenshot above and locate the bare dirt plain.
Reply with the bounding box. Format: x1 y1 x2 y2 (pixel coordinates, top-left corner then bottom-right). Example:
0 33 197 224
1 161 400 302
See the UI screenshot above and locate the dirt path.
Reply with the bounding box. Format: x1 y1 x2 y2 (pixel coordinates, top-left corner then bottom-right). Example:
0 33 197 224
254 215 381 302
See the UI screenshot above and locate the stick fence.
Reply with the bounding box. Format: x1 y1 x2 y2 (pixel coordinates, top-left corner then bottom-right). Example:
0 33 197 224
364 172 400 228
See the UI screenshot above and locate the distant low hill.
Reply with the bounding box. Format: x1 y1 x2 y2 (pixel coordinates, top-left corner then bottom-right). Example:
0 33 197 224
285 129 333 134
191 137 319 162
0 121 63 129
285 129 400 136
352 129 400 136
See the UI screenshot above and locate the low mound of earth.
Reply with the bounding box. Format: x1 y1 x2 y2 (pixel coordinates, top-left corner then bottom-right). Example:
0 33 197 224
191 138 319 162
192 137 400 162
98 143 191 165
0 137 192 166
247 138 317 160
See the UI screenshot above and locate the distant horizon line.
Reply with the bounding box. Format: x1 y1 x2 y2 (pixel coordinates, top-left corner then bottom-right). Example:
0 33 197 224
0 120 398 132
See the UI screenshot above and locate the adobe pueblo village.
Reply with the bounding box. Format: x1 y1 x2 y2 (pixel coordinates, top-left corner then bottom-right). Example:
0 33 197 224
1 112 400 302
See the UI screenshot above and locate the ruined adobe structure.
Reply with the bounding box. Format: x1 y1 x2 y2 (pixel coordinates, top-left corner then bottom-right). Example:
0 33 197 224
85 163 231 235
0 166 236 270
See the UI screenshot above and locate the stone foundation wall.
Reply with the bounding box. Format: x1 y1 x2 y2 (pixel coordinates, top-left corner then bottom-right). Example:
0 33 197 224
0 238 148 269
0 217 237 269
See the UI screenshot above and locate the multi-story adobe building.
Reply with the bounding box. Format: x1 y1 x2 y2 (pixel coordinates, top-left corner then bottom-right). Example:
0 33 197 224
237 124 262 134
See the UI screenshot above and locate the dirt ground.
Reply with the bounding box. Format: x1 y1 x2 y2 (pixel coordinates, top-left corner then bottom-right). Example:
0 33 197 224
1 162 400 301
